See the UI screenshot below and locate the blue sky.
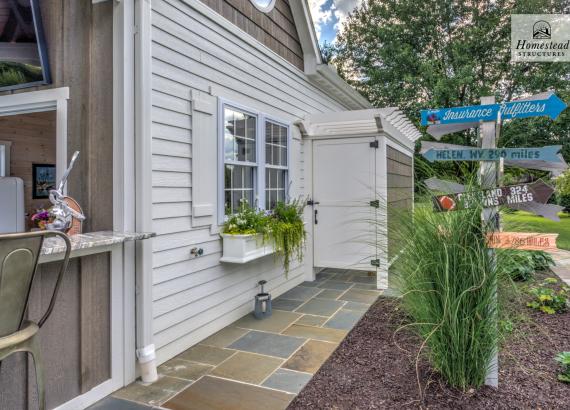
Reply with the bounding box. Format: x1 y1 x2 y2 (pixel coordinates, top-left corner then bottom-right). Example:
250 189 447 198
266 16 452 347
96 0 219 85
309 0 362 44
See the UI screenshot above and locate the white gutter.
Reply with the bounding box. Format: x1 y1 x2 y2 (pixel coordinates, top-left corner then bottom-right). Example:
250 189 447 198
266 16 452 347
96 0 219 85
134 0 156 383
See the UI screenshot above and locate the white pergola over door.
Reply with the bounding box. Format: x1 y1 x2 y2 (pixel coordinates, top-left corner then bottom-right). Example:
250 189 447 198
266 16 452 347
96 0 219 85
313 137 377 271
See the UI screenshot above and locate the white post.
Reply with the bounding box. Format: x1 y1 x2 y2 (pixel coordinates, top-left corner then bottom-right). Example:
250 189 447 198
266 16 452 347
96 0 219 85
480 96 499 388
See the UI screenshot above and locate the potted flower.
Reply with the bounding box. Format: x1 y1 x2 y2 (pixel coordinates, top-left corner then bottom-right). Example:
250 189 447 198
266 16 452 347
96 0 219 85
220 201 272 263
31 208 54 230
220 199 307 273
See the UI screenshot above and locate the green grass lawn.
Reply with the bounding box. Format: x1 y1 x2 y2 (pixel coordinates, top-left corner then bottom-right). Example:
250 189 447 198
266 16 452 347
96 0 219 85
502 211 570 251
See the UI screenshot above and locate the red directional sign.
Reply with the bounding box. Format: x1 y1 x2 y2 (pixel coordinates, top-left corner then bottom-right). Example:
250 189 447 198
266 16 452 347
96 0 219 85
486 232 558 251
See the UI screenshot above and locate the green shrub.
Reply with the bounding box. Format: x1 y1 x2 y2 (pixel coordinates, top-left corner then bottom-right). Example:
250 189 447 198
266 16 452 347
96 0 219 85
526 279 568 314
555 352 570 383
557 194 570 213
391 193 498 390
497 250 554 281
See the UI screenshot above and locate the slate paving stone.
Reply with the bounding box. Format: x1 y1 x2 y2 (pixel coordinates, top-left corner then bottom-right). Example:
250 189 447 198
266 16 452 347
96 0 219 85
314 289 344 300
228 330 306 358
158 359 213 381
352 283 379 290
282 340 337 374
296 298 345 316
339 288 381 304
88 397 153 410
262 369 313 394
324 309 365 330
163 376 295 410
233 310 301 333
350 275 376 284
210 351 282 384
317 280 353 291
299 281 320 287
113 375 192 407
282 324 347 343
176 344 235 366
343 301 372 312
279 286 322 301
272 298 305 311
295 315 328 327
200 327 249 348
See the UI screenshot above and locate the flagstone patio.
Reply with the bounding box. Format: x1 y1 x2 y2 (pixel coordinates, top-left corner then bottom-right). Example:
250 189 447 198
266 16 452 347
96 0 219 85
90 269 381 410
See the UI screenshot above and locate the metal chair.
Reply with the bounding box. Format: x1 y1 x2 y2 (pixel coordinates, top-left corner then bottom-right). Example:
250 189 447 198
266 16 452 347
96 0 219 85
0 231 71 410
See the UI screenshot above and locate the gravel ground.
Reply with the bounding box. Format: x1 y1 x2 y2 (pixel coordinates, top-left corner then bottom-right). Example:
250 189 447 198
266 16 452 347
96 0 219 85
289 275 570 409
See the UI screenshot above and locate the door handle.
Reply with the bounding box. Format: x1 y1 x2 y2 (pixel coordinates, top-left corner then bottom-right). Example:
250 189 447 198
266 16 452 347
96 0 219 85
314 209 318 225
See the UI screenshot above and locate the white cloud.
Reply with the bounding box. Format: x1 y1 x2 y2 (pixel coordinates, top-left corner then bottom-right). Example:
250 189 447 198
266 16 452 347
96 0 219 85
308 0 334 40
332 0 363 35
308 0 363 41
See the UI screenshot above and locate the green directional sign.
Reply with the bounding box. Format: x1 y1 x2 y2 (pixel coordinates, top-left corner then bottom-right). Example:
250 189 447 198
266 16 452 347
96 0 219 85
422 145 562 163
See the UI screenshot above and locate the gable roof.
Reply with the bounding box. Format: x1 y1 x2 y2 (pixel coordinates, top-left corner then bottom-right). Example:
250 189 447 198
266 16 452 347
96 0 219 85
288 1 371 110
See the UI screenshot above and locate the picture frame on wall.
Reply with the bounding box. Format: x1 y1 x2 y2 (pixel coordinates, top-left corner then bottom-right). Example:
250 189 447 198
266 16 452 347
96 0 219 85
32 163 55 199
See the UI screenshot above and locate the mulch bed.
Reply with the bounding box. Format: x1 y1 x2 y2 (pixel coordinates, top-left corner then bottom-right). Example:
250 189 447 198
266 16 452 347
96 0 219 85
289 275 570 409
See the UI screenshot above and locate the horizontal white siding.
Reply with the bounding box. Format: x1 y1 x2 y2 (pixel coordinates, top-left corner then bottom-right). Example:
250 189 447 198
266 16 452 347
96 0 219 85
151 0 354 364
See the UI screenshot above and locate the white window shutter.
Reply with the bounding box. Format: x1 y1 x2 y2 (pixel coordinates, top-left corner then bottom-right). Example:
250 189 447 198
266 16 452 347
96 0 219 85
191 90 217 227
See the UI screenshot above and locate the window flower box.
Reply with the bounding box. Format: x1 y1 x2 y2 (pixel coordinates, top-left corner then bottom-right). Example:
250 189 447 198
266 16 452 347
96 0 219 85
219 233 274 263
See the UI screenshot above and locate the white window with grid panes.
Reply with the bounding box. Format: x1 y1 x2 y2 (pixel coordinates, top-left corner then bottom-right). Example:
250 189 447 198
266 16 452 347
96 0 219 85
219 102 289 220
265 120 288 210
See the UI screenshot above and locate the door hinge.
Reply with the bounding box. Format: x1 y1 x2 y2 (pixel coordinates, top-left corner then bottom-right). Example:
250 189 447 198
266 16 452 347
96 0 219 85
370 140 379 148
370 259 380 267
369 200 380 208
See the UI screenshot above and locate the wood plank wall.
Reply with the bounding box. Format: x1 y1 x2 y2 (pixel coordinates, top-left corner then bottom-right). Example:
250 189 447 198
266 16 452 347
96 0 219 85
0 111 57 227
198 0 304 70
387 146 413 259
0 2 114 409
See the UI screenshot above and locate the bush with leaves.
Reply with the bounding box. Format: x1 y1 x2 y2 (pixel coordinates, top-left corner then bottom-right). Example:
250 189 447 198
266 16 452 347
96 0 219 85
526 278 568 314
555 352 570 383
497 249 554 281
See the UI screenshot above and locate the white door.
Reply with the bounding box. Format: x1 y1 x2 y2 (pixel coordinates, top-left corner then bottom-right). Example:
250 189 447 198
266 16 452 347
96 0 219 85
312 137 377 271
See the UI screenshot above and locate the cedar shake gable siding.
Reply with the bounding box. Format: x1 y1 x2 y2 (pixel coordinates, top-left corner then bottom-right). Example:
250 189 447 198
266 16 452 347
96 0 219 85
199 0 304 70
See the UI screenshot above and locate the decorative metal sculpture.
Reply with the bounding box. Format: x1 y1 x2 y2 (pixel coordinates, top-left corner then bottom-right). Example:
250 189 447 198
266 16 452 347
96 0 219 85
47 151 85 232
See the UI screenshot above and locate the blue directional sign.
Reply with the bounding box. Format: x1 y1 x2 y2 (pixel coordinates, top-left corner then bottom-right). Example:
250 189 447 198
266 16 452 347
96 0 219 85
421 104 499 126
421 93 567 125
422 145 562 163
500 94 567 120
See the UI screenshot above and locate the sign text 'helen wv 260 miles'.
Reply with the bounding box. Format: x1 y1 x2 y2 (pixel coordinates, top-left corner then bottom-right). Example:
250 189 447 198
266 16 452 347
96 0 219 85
422 145 562 163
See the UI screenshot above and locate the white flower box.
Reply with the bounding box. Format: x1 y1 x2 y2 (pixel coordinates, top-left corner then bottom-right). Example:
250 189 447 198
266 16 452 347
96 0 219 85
219 233 275 263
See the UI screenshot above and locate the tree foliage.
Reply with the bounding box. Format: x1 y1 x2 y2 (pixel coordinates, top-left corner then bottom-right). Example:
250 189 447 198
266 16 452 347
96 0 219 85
329 0 570 182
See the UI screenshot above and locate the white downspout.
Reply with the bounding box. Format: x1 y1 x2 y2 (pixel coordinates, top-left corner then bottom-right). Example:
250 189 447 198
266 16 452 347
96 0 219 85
134 0 157 383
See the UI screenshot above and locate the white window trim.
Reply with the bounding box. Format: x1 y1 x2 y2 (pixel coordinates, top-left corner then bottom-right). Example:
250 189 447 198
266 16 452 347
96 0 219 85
217 99 291 224
250 0 277 13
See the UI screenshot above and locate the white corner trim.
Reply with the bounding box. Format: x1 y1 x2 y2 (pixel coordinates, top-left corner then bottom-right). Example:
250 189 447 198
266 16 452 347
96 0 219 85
289 0 322 70
0 87 69 116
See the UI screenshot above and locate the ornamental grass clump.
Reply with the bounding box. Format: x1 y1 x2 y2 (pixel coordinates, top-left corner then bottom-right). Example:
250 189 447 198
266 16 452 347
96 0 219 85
391 193 499 391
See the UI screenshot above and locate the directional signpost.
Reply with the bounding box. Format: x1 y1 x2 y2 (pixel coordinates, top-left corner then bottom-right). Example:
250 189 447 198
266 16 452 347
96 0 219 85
421 92 567 126
422 145 562 163
433 180 554 212
425 177 564 222
487 232 558 252
420 91 567 389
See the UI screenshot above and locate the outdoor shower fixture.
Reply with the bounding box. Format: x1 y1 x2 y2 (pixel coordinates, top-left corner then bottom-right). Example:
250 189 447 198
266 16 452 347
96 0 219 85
254 280 272 319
